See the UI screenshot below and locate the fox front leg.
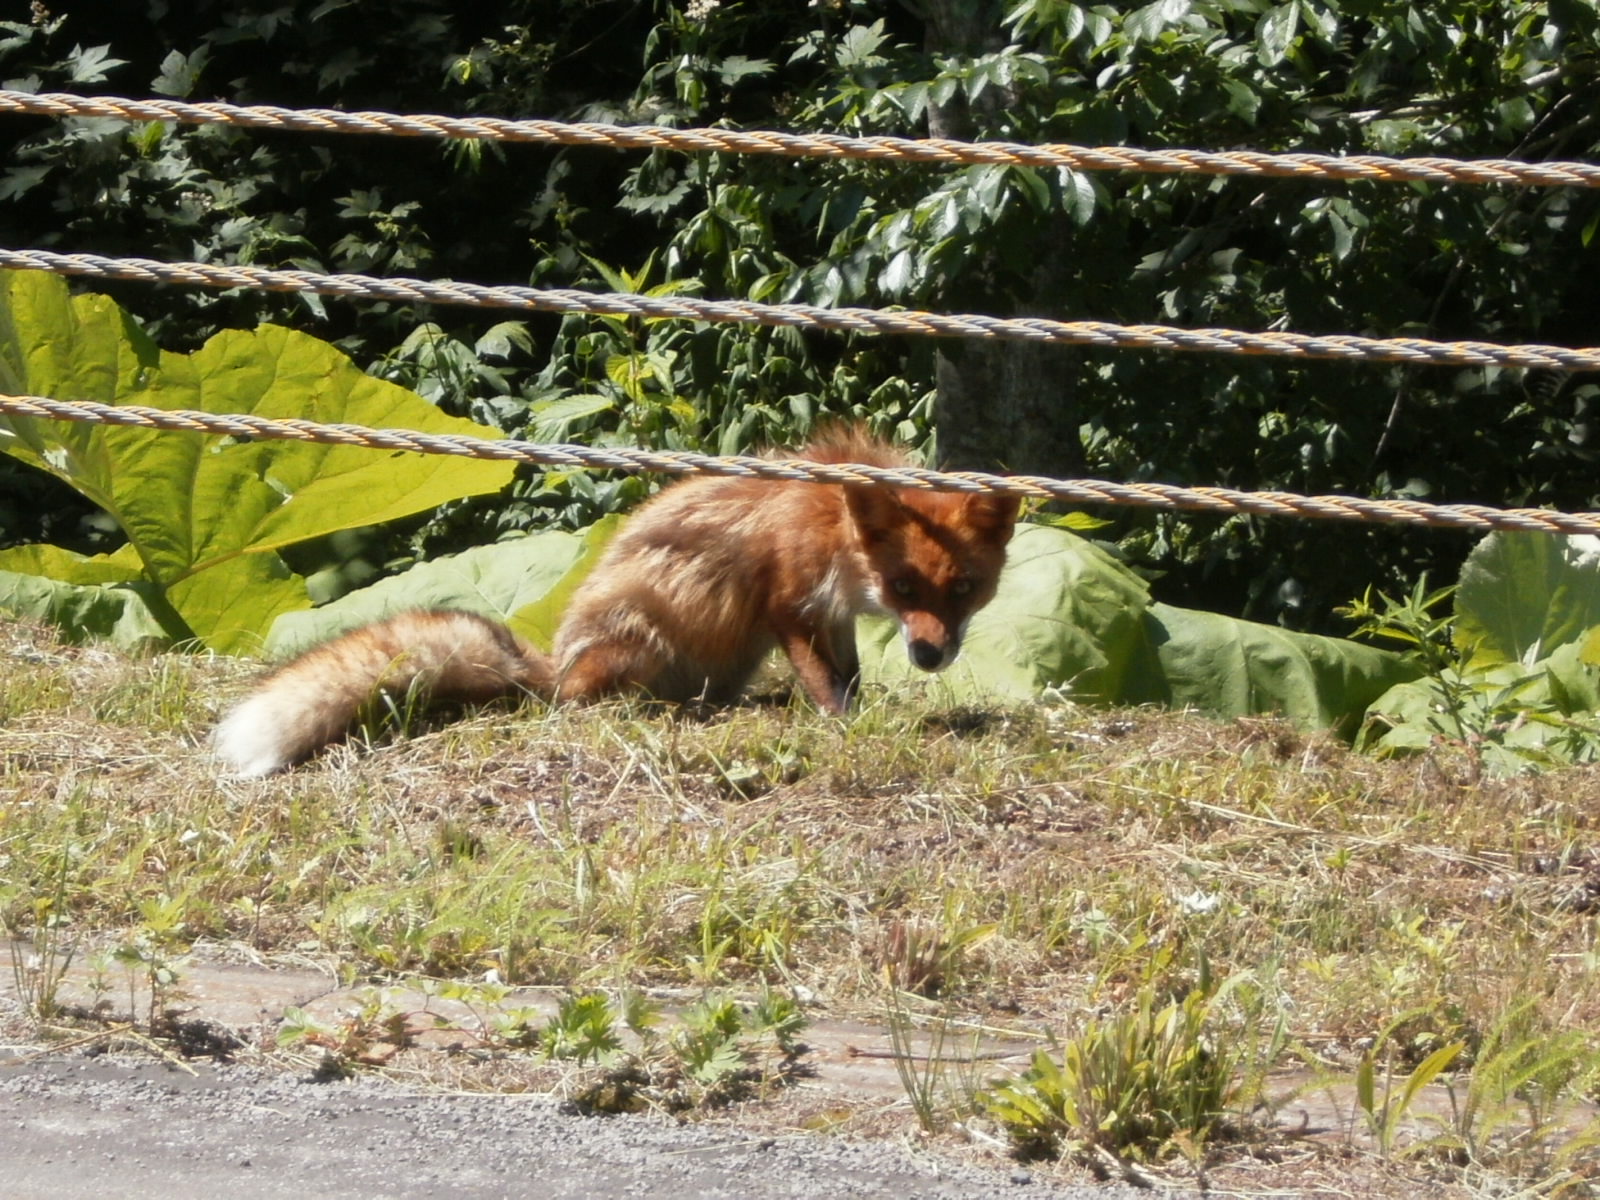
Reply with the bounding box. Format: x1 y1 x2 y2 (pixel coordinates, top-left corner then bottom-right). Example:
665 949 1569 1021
774 619 859 715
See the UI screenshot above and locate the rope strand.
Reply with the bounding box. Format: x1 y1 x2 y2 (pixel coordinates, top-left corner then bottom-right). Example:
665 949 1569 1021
3 89 1597 190
4 392 1597 536
4 247 1598 372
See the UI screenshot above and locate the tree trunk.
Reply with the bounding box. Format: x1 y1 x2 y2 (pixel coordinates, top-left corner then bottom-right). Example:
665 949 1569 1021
919 0 1083 478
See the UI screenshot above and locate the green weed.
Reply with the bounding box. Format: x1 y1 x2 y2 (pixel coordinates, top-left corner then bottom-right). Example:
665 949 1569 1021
885 988 990 1135
981 979 1242 1165
1353 1008 1467 1158
1430 999 1600 1186
542 990 623 1064
1 856 77 1020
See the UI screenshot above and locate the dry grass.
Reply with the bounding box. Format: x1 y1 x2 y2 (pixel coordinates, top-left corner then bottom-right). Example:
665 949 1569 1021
5 618 1600 1193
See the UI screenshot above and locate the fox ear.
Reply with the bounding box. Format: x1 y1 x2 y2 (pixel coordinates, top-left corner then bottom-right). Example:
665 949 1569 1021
963 492 1021 543
844 484 907 544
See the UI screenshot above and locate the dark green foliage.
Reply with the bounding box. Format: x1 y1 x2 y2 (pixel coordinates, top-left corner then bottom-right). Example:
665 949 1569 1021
0 1 1596 628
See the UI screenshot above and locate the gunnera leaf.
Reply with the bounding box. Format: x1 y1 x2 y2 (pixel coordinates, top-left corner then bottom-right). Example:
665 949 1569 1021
0 269 517 651
1455 532 1600 667
264 530 592 658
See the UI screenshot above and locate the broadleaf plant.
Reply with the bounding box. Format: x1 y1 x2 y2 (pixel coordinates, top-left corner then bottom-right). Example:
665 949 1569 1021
1358 533 1600 772
0 269 518 651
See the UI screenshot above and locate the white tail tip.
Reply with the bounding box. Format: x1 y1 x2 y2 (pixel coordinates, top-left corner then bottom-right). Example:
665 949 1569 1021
211 695 296 778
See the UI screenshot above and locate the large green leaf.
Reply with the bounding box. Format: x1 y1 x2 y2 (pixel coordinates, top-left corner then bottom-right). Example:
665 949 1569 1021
0 543 146 586
1130 603 1421 734
265 530 590 658
505 515 624 650
1455 532 1600 666
170 549 316 656
0 269 158 424
126 325 519 572
0 545 176 648
0 269 518 651
1359 534 1600 771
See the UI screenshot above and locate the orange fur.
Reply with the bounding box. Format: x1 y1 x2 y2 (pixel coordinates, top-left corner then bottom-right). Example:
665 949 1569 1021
213 428 1019 775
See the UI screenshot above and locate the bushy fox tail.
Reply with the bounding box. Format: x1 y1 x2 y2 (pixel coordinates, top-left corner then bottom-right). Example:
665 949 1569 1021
212 610 553 777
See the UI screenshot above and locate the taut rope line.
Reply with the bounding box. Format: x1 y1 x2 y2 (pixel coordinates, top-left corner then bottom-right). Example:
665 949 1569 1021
3 392 1598 537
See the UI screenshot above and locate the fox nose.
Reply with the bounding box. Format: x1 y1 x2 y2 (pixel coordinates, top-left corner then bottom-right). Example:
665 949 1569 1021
908 639 948 671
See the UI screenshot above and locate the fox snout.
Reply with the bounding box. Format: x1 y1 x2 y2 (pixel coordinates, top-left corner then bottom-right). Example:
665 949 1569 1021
899 612 963 672
883 583 991 674
907 634 957 672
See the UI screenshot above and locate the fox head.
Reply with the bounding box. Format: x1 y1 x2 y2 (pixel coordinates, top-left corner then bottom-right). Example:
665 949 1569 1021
845 485 1020 672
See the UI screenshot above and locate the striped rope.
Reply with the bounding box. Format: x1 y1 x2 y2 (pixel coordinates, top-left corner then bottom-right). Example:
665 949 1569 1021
2 89 1597 190
3 393 1598 536
5 247 1599 372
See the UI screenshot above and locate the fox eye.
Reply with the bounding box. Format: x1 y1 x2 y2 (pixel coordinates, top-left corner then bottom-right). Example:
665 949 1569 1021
891 578 915 597
951 578 973 596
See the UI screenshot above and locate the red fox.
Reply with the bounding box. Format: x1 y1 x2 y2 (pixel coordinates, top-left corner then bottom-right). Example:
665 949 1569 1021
213 427 1019 776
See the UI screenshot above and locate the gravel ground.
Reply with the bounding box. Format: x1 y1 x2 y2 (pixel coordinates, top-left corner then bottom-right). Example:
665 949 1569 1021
0 1050 1179 1200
